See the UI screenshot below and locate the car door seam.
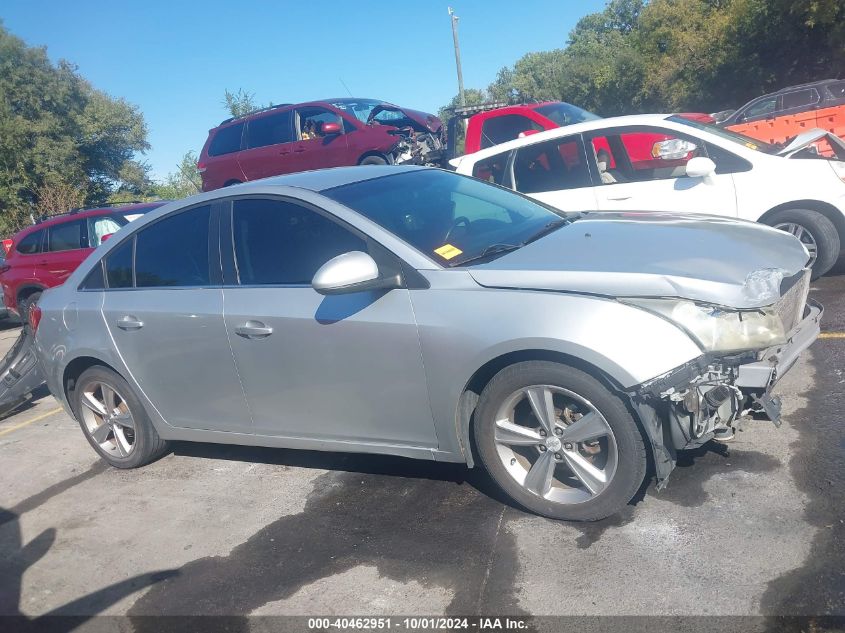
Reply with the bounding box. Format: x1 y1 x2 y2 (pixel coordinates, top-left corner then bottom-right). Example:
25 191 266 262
221 288 257 431
406 288 443 455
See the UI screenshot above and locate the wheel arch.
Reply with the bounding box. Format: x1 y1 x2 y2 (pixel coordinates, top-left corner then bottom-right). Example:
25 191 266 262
759 200 845 252
17 284 45 305
63 355 124 405
357 151 391 165
456 349 638 469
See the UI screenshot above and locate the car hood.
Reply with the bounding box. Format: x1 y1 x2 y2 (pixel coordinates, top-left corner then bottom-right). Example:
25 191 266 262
778 128 845 159
467 213 809 309
370 104 442 133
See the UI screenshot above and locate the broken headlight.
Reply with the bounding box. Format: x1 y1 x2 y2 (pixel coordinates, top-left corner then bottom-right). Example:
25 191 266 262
623 298 786 352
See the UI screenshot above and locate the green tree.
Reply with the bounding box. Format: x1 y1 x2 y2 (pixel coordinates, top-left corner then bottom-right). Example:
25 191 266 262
150 151 201 200
0 23 149 234
222 89 259 118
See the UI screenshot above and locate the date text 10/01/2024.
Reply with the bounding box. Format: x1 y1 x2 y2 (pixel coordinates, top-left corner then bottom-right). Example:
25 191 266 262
307 617 530 630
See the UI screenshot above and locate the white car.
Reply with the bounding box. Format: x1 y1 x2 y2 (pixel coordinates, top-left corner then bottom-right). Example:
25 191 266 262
452 114 845 277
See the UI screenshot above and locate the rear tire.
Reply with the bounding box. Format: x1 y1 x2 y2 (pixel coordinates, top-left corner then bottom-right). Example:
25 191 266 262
359 155 388 166
71 366 169 469
765 209 840 279
474 361 647 521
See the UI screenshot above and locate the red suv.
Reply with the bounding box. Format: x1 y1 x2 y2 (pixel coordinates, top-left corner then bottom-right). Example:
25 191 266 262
0 202 163 320
198 98 443 191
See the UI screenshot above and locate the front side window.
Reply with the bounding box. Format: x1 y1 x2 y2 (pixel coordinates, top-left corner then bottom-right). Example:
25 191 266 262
513 136 591 193
743 96 778 120
480 115 543 149
246 110 294 149
48 220 84 252
232 199 366 285
322 170 565 267
209 123 244 156
827 80 845 100
16 230 43 255
135 205 211 287
471 151 512 186
296 107 344 141
589 128 703 184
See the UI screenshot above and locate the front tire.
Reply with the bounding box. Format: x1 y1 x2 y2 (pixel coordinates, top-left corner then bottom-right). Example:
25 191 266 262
474 361 647 521
765 209 840 279
71 366 169 469
359 155 388 166
18 291 41 326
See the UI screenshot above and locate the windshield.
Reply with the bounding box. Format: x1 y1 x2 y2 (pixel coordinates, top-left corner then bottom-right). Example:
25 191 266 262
667 115 780 153
321 170 566 267
329 99 385 123
534 102 600 126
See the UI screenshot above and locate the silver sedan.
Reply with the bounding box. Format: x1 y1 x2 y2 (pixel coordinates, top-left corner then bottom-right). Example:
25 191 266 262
33 166 821 521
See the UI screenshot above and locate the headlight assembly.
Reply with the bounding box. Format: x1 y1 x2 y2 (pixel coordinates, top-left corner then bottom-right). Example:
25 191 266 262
622 298 786 352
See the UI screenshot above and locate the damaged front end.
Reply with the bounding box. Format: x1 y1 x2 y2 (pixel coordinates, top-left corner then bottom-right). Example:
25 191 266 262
627 278 822 489
367 104 446 167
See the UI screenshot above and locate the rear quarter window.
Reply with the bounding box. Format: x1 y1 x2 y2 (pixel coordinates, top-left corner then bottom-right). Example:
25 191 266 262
208 123 245 156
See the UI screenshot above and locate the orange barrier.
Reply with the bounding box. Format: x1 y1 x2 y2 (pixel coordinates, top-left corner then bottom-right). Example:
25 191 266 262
727 105 845 156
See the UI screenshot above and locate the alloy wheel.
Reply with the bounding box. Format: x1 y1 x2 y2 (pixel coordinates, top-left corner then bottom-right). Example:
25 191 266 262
79 380 136 458
493 385 618 504
774 222 818 266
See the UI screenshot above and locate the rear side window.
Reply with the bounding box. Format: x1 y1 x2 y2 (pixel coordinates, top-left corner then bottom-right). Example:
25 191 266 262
80 262 105 290
472 151 511 186
106 239 134 289
208 123 244 156
16 230 43 254
48 220 84 252
232 199 365 285
246 110 294 148
782 89 820 110
135 205 211 287
480 115 543 149
513 136 591 193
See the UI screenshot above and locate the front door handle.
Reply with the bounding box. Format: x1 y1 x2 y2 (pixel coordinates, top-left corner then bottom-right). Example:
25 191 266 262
235 320 273 339
606 195 632 201
116 315 144 330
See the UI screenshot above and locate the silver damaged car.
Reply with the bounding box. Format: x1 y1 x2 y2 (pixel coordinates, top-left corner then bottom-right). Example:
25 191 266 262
33 166 821 520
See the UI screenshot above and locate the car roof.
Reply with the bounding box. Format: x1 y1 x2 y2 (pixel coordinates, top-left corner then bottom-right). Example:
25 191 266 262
226 165 428 193
14 201 166 237
455 113 675 164
773 79 840 94
216 97 391 127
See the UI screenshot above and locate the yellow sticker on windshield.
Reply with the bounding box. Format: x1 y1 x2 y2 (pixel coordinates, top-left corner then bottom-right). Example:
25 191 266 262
745 142 758 150
434 244 463 260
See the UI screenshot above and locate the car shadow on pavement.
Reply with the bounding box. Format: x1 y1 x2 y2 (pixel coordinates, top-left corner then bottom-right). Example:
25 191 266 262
0 507 178 629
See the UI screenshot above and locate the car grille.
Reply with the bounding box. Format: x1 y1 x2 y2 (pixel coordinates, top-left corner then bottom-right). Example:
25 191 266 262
774 269 811 332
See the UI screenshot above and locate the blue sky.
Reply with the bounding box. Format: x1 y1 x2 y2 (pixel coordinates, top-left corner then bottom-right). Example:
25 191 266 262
2 0 605 179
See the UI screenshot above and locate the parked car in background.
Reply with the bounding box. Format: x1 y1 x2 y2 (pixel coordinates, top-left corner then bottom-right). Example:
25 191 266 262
451 101 713 171
453 113 845 277
720 79 845 152
33 166 819 521
0 202 163 321
197 98 444 191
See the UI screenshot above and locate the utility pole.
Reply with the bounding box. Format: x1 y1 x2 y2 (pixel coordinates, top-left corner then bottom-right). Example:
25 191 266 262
448 7 466 108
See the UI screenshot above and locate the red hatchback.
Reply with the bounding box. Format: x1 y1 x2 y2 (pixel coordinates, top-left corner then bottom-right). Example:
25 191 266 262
198 98 443 191
1 202 163 320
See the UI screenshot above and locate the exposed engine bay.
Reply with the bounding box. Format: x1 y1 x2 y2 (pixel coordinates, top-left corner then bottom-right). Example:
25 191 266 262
366 104 446 167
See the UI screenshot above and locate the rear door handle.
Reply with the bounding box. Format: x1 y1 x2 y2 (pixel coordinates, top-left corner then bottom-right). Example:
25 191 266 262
235 320 273 339
116 315 144 330
606 195 632 201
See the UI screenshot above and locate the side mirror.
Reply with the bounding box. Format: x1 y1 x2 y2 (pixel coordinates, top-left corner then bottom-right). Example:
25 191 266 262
321 122 342 135
685 156 717 179
312 251 401 295
518 129 540 139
